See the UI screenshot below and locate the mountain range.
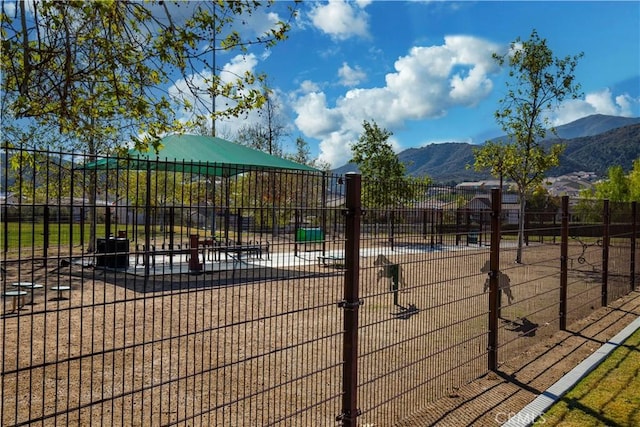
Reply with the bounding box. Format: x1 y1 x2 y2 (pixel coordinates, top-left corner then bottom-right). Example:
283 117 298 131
333 114 640 184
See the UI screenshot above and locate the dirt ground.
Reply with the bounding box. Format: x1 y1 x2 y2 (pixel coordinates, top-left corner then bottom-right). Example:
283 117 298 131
398 290 640 427
1 240 637 426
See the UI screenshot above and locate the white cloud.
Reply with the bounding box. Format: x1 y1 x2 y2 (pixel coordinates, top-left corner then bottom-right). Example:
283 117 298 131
293 91 343 136
292 35 502 167
167 53 262 134
338 62 367 87
309 0 370 40
3 1 15 15
246 11 283 38
549 88 638 126
298 80 321 94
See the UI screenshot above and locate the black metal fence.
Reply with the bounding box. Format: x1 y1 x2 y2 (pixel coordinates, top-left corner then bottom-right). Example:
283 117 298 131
1 147 638 426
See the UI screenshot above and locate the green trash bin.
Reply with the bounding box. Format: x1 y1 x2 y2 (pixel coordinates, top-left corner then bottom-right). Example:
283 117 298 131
296 227 324 242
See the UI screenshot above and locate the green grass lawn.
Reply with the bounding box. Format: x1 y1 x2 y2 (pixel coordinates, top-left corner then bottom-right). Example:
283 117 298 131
540 326 640 426
1 222 230 251
1 222 106 249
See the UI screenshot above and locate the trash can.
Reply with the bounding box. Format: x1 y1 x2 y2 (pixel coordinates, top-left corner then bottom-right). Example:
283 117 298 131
467 231 479 245
96 237 130 268
295 227 324 242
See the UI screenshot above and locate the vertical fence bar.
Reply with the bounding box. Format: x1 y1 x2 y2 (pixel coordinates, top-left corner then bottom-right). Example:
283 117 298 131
144 161 152 280
602 199 610 306
79 207 85 246
237 208 243 245
560 196 569 331
321 171 327 256
632 201 637 291
338 173 362 426
43 205 50 262
105 203 112 239
488 189 501 371
2 147 7 256
389 210 395 250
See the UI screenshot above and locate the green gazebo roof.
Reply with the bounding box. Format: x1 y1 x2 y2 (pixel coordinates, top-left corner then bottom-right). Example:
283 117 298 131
84 134 321 176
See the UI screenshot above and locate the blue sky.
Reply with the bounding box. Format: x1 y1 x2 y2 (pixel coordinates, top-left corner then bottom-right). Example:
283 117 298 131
197 1 639 168
9 1 637 167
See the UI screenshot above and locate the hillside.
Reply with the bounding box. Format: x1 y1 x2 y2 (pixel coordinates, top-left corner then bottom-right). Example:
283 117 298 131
546 123 640 176
333 114 640 184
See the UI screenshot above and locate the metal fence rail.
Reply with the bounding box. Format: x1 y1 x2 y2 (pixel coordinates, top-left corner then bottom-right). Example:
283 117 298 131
354 180 490 426
1 147 638 426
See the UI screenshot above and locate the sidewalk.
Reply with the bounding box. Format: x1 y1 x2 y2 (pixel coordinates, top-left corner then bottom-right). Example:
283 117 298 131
398 290 640 427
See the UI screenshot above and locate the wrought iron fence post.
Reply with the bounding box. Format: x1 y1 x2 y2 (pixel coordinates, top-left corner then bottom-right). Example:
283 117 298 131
488 189 501 371
632 201 637 291
602 199 610 306
338 173 362 426
560 196 569 331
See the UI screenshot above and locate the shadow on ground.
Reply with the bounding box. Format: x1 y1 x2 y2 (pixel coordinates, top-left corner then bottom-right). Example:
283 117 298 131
395 291 640 426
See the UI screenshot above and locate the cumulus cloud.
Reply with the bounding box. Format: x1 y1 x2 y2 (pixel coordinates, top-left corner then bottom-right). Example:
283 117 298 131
293 91 343 136
167 53 263 134
293 35 502 167
549 88 638 126
338 62 367 87
309 0 370 40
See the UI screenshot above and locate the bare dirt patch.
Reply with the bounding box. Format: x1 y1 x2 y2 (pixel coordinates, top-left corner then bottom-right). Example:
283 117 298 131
2 241 637 426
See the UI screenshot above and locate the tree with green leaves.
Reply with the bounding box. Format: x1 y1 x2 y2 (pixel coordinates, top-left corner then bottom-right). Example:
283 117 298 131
577 160 639 223
351 120 428 212
595 165 630 202
473 29 583 263
581 159 640 203
287 136 330 170
1 1 298 152
2 1 297 250
630 158 640 202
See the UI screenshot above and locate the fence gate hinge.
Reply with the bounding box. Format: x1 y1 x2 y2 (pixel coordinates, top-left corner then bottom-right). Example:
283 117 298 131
342 208 365 217
336 408 362 423
338 299 364 310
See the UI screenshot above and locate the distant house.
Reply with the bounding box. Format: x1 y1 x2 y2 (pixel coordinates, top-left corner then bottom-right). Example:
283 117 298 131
47 197 114 222
0 192 22 205
544 173 596 197
455 180 510 192
460 194 521 225
404 198 458 223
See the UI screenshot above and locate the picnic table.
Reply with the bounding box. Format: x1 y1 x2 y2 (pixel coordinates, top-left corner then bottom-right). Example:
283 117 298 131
318 255 345 267
134 238 269 272
219 241 269 262
50 286 71 300
11 282 44 304
3 290 28 312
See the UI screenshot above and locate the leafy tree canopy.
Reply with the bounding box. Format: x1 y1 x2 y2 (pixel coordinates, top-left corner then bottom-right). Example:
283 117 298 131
351 120 429 209
1 0 298 152
473 29 583 263
582 159 640 202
